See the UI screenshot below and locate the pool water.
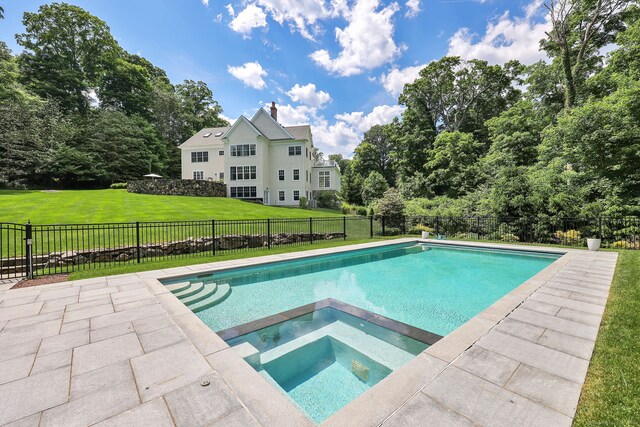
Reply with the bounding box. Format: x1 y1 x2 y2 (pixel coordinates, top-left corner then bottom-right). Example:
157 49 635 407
226 307 428 423
190 243 559 335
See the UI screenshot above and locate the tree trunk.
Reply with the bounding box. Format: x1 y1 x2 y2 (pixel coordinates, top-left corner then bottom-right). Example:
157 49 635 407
562 44 576 109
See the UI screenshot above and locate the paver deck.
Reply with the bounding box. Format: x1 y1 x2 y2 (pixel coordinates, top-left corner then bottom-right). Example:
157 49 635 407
0 239 618 426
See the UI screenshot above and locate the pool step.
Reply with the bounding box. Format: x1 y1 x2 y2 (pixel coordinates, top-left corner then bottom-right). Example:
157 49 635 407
179 282 218 306
189 284 232 313
165 281 191 293
174 281 205 299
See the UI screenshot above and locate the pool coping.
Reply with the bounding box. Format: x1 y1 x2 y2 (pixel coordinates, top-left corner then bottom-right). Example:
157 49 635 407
217 297 444 346
0 239 618 426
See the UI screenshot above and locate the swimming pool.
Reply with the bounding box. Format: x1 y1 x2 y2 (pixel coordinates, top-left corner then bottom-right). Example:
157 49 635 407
164 242 559 336
161 241 560 423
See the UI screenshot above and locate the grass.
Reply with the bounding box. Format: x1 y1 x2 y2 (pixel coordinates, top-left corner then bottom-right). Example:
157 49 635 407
68 237 388 280
0 189 342 224
573 250 640 426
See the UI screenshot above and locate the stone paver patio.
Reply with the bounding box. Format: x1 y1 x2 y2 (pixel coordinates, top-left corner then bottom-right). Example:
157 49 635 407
0 240 617 426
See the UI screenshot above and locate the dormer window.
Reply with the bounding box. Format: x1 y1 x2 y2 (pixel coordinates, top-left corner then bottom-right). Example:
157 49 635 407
203 133 212 138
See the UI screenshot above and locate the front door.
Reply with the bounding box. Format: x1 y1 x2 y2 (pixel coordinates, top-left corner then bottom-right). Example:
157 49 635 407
263 190 270 205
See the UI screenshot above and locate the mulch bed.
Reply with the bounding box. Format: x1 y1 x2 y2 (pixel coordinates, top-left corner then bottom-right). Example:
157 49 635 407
11 274 70 289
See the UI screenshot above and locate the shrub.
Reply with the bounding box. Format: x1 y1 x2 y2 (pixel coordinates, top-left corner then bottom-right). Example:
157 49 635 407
409 224 436 235
376 188 405 229
356 207 368 216
315 191 339 209
500 233 520 242
299 197 309 209
555 229 582 245
109 182 128 189
611 240 640 249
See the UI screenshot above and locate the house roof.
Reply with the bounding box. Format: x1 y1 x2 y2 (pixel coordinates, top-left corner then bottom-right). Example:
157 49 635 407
284 125 311 141
180 108 314 148
178 127 229 149
250 108 294 140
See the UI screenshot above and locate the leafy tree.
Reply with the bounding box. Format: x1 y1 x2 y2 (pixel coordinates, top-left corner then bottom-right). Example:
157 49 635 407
82 110 167 185
542 0 629 108
376 188 406 229
399 57 521 137
351 124 396 186
0 42 32 102
99 57 153 118
311 146 324 164
328 153 351 173
176 80 228 133
338 166 364 205
484 100 547 170
361 171 389 206
16 2 120 113
398 172 433 200
425 131 484 198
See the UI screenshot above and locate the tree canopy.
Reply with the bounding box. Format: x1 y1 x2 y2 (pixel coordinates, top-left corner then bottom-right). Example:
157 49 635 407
1 2 228 189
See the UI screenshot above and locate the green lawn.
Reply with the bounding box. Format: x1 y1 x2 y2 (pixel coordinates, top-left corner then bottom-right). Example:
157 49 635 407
0 189 342 224
573 250 640 426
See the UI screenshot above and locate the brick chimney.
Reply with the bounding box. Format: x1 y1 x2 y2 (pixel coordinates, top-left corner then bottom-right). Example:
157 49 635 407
270 101 277 121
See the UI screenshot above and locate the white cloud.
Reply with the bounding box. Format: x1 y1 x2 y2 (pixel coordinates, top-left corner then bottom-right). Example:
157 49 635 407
335 104 405 133
214 13 223 23
226 4 235 17
405 0 421 17
256 0 334 40
269 102 404 156
227 62 268 89
229 4 267 36
286 83 332 108
447 0 551 65
201 0 210 7
310 0 403 76
379 63 425 96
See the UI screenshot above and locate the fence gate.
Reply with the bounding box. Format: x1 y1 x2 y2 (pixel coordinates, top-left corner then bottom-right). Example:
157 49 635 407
0 223 29 280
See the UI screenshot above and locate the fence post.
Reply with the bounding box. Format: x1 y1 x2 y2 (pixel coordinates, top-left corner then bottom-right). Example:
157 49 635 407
25 221 33 279
382 216 386 236
598 217 602 240
212 219 216 256
369 216 373 238
267 218 271 249
309 218 314 244
343 216 347 241
135 222 141 264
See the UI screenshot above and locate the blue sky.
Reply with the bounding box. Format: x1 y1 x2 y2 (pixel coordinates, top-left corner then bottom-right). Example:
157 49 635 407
0 0 550 156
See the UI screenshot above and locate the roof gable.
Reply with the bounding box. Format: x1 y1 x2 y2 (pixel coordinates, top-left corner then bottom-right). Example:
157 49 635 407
222 115 263 140
250 108 293 140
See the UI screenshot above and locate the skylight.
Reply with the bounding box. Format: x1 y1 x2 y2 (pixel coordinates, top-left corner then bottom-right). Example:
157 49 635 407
215 132 224 137
203 133 212 137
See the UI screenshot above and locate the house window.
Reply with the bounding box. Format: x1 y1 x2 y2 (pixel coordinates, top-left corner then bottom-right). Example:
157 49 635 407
278 170 285 181
191 151 208 163
288 146 302 156
219 172 224 180
278 191 285 201
293 169 300 181
293 191 300 201
230 144 256 157
306 170 309 182
218 150 224 155
193 171 204 180
306 147 308 157
230 166 257 180
319 171 330 188
230 186 257 198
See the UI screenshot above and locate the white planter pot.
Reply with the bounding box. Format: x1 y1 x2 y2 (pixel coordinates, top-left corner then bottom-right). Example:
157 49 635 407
421 231 430 239
587 238 601 251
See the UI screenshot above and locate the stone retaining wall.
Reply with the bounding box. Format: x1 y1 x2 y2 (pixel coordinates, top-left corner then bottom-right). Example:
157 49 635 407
45 232 345 268
127 179 227 197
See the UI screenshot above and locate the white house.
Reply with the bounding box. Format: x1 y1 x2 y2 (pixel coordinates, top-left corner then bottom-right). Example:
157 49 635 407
179 103 341 206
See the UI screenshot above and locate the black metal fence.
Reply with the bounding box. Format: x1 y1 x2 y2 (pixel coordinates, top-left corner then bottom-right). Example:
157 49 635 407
1 216 638 279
